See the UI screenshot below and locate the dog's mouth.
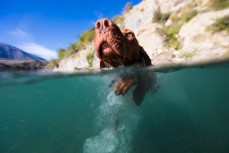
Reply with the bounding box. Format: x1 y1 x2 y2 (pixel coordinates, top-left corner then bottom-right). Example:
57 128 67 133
98 41 121 59
100 42 113 56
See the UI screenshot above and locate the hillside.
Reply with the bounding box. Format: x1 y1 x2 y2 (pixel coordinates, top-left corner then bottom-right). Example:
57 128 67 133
0 43 47 70
0 43 45 61
52 0 229 72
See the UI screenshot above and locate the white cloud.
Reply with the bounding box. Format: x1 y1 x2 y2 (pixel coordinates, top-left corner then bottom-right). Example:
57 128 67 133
8 28 28 38
18 42 57 60
8 28 57 60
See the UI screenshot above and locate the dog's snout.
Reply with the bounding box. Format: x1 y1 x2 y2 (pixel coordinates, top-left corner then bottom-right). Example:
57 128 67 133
95 21 101 30
95 18 113 31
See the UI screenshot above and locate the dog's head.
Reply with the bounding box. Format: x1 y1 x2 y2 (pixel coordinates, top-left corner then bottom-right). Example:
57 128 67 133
94 18 142 68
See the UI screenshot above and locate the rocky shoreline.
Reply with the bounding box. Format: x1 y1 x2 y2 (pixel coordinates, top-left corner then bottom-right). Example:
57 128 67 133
0 59 47 71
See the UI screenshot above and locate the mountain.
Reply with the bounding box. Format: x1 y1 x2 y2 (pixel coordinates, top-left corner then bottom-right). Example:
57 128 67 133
52 0 229 72
0 43 47 71
0 43 45 61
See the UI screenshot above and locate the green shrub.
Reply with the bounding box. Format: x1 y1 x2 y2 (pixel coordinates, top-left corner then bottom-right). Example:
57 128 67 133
58 48 65 59
155 9 198 50
166 24 182 49
68 43 78 52
112 16 125 24
157 23 182 50
181 9 198 23
153 11 171 23
208 0 229 10
206 15 229 33
124 2 133 13
154 8 198 49
167 37 181 50
57 28 95 59
77 28 95 48
165 24 182 39
46 59 59 69
140 8 144 12
86 52 94 68
181 51 196 59
170 8 198 24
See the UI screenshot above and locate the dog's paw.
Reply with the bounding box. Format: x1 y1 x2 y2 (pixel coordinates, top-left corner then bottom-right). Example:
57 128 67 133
115 76 136 96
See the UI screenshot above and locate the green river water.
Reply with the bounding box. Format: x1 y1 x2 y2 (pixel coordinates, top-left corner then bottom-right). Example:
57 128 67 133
0 63 229 153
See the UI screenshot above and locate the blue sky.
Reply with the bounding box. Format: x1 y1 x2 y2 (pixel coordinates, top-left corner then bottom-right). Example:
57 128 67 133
0 0 141 60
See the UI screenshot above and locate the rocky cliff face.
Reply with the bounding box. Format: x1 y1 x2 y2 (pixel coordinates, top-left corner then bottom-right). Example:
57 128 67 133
54 0 229 72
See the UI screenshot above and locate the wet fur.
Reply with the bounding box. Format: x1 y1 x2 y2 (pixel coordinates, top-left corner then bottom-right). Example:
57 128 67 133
94 18 156 105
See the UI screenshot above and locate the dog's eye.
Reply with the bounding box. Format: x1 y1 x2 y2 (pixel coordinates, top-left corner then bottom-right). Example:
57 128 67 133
125 32 132 37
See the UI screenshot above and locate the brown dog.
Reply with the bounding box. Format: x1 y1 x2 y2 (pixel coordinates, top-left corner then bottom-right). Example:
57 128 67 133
94 18 156 105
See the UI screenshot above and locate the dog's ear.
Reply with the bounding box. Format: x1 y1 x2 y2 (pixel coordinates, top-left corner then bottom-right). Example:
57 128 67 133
100 60 108 68
139 46 151 66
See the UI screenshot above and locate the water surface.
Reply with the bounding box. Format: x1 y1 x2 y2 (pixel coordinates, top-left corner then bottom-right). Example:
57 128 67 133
0 64 229 153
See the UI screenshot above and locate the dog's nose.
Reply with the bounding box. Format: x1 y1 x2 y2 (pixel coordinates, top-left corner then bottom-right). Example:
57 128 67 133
95 18 113 31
